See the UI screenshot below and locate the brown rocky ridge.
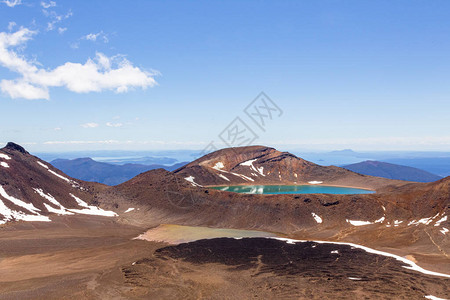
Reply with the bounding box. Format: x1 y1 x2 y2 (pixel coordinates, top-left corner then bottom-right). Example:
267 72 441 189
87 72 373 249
174 145 408 190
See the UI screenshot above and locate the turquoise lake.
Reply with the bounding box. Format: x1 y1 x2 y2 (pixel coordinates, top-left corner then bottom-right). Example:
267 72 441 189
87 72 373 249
210 185 375 195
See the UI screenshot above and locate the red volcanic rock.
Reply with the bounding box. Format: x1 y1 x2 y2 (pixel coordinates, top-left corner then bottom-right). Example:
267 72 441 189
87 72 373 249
174 146 407 190
0 142 116 225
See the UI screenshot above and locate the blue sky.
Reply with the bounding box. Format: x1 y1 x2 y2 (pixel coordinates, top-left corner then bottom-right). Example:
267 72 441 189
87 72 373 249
1 0 449 152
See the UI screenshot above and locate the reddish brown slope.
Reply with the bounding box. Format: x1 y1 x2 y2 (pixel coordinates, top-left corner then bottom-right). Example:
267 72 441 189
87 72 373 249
174 146 408 190
113 167 448 234
111 169 449 274
0 142 117 226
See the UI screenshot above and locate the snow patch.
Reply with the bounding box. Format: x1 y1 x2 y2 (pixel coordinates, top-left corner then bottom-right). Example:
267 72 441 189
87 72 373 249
33 188 73 215
0 185 41 214
68 194 118 217
230 172 254 182
37 161 79 184
0 162 9 168
0 200 51 224
184 176 203 187
217 174 230 181
125 208 135 213
0 186 52 224
408 220 417 226
33 188 60 207
331 250 339 254
424 295 447 300
43 203 72 215
394 220 403 227
440 228 448 235
37 161 49 169
0 198 50 225
0 153 11 160
308 181 323 185
240 159 256 166
240 159 265 176
408 214 440 226
434 215 447 227
311 212 322 224
348 277 362 281
346 219 373 226
273 237 450 278
48 169 71 183
212 162 224 170
374 216 385 224
37 161 75 184
211 164 254 182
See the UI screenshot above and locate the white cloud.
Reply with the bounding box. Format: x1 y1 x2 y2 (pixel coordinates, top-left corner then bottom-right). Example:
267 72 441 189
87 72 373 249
58 27 67 34
0 80 49 99
80 122 99 128
41 1 56 8
54 127 61 131
2 0 21 7
42 140 208 146
106 122 123 127
8 22 16 31
274 136 450 146
44 140 124 145
83 31 108 43
85 33 99 41
0 28 158 100
43 9 72 31
271 136 450 151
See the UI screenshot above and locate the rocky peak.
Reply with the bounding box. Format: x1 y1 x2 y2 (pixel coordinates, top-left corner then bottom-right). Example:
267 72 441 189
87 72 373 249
3 142 29 154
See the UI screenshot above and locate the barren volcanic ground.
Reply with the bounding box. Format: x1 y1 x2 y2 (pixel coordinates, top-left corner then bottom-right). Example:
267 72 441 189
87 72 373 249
1 221 449 300
0 143 449 299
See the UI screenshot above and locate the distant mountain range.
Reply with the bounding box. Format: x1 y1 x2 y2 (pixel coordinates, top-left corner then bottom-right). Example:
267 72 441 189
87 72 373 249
49 153 443 186
342 160 442 183
51 157 187 186
35 150 199 165
294 150 450 177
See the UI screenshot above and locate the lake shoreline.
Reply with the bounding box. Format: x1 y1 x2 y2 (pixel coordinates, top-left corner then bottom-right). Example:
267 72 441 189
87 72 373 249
204 183 376 191
207 184 375 194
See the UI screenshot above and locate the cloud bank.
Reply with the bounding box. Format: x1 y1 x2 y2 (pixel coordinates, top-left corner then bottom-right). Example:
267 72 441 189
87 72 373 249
83 31 108 43
80 123 99 128
0 28 158 100
106 122 123 127
2 0 21 7
40 1 56 9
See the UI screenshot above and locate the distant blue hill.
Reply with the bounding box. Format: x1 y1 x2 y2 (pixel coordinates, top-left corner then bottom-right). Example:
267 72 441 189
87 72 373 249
381 157 450 178
342 160 442 183
51 158 187 186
